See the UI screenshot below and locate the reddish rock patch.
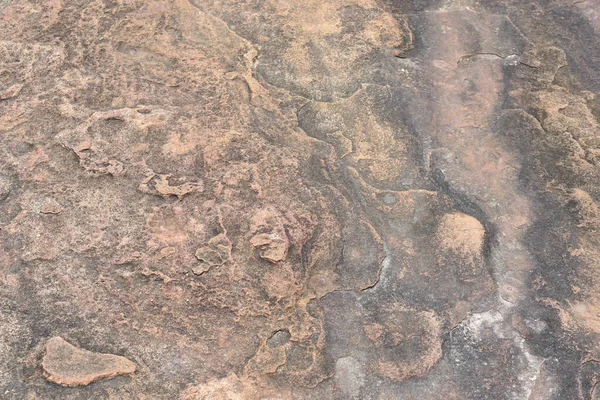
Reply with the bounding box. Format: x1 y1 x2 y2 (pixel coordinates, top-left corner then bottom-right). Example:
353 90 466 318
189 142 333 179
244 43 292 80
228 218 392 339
42 337 135 387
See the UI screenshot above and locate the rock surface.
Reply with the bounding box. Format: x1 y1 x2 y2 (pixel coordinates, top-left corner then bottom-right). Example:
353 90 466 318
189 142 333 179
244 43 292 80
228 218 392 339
1 0 600 398
42 337 135 387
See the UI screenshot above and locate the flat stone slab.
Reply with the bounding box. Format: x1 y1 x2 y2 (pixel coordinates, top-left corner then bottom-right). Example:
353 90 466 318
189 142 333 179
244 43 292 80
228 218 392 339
42 337 135 387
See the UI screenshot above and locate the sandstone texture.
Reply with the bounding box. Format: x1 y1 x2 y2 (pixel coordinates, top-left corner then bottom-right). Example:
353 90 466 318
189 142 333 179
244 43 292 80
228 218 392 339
1 0 600 399
42 337 136 387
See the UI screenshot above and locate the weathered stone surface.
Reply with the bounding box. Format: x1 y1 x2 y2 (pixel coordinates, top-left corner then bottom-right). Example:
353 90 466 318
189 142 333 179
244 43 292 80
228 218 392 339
39 199 63 215
42 337 135 387
181 373 291 400
0 174 11 201
1 0 600 398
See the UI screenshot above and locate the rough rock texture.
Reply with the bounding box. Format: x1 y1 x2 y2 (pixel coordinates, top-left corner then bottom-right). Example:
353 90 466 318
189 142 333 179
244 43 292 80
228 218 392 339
42 337 136 387
1 0 600 398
